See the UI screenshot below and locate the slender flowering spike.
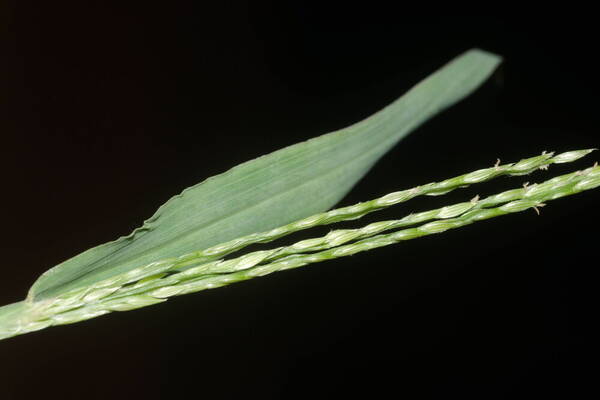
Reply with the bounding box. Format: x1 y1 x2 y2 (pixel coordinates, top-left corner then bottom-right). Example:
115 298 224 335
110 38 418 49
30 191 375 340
2 163 596 340
9 151 596 317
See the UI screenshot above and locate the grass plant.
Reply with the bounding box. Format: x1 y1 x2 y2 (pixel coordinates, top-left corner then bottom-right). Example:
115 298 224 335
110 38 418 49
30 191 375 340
1 49 597 341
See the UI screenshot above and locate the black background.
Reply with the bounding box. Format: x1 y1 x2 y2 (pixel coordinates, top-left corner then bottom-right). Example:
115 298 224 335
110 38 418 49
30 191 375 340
1 3 598 399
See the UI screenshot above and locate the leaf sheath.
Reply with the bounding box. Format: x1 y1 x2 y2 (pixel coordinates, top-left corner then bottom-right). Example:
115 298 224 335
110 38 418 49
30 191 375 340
28 49 502 301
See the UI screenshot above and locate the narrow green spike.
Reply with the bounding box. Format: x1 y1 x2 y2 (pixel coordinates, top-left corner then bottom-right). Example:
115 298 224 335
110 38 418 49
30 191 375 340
2 161 597 341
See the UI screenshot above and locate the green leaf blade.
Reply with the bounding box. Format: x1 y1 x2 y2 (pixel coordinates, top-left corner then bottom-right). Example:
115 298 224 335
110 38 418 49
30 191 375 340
29 48 502 301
